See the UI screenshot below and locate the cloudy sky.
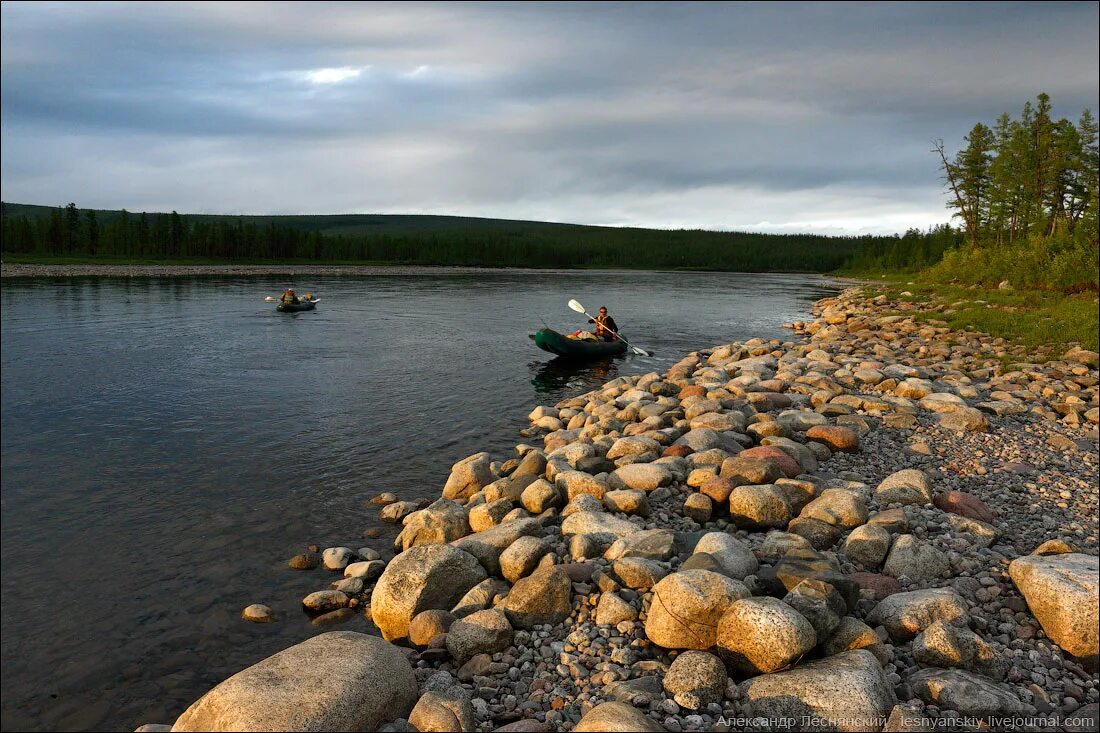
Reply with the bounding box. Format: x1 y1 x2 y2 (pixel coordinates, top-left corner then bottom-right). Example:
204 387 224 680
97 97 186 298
1 1 1097 234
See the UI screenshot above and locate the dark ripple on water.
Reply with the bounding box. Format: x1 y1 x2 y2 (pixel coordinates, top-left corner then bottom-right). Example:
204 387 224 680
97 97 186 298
0 270 840 731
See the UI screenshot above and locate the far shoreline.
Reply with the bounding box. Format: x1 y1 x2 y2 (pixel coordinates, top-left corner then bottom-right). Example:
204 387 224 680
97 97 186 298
0 262 852 280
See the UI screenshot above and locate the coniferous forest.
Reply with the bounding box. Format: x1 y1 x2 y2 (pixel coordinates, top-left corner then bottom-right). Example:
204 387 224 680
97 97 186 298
1 202 892 272
847 94 1098 291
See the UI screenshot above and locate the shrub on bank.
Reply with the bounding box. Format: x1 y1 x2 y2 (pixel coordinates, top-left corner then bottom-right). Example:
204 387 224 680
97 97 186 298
922 234 1099 292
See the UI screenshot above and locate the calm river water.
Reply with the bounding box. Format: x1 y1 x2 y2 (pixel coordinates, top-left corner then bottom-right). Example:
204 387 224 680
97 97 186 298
0 269 840 731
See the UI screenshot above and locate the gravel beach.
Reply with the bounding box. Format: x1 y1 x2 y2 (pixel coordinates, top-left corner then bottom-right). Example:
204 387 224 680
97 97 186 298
151 284 1099 733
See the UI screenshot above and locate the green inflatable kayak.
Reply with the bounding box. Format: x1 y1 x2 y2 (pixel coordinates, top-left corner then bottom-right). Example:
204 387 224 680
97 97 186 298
276 300 317 312
532 328 628 359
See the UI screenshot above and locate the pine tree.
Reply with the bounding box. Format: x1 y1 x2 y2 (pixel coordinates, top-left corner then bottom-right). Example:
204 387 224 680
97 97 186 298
85 209 98 255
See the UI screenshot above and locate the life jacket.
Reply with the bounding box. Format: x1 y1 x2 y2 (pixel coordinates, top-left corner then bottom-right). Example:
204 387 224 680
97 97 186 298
281 292 298 305
594 314 613 338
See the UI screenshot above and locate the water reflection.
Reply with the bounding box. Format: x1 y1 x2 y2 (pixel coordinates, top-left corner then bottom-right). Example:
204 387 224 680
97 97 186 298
1 270 841 731
529 357 621 394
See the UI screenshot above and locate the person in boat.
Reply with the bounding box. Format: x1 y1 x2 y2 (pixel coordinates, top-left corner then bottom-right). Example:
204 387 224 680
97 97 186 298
588 306 620 342
280 288 300 305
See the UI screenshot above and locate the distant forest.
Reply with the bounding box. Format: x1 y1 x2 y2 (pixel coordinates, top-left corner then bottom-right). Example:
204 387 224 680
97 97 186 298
1 201 900 272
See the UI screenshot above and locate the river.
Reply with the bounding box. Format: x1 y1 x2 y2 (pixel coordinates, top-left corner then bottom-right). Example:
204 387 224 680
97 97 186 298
0 269 840 731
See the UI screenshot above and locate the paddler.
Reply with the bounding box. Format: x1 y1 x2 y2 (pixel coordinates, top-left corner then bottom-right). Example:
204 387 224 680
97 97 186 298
588 306 620 342
280 288 300 305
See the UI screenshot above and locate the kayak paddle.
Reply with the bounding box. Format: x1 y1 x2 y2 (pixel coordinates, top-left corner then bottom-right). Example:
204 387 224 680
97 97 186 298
567 299 650 356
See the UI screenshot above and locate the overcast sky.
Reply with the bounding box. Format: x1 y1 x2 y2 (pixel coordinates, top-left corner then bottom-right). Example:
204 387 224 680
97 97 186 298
2 1 1097 234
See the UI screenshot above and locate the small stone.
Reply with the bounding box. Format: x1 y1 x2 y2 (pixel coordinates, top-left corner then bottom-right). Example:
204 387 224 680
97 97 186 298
288 553 320 570
241 604 274 623
595 592 638 626
302 590 350 612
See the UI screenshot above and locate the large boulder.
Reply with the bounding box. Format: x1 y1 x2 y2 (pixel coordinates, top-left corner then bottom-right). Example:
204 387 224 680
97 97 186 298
882 535 950 583
662 650 727 710
757 531 814 563
918 393 968 413
716 597 816 674
908 668 1031 717
451 578 510 618
645 570 749 650
501 566 572 629
172 631 416 731
573 702 665 732
773 550 859 610
446 609 514 664
675 427 740 453
875 469 934 506
442 452 493 501
607 436 661 460
1008 553 1099 659
484 473 538 504
322 547 354 570
395 499 471 551
372 544 487 641
742 650 896 732
866 588 969 641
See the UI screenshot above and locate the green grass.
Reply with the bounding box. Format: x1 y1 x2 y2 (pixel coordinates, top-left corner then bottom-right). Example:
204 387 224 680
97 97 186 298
875 279 1098 353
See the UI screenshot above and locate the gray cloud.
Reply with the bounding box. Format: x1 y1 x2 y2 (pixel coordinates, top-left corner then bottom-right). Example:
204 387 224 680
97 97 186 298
1 1 1097 233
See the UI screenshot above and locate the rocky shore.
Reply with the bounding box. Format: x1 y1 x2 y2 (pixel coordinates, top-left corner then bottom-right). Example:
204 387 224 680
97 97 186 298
143 284 1098 733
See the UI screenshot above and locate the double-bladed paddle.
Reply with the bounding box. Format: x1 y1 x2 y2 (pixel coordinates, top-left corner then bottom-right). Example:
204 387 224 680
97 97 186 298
567 299 650 356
